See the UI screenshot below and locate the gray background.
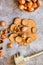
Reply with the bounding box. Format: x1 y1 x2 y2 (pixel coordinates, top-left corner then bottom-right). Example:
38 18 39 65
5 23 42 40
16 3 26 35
0 0 43 65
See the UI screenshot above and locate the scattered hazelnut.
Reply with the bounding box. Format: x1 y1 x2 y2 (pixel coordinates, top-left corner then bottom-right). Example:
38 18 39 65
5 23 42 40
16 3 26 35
0 47 3 50
0 51 3 57
5 29 10 34
7 43 13 48
1 35 7 39
0 40 3 44
1 21 7 27
0 30 5 34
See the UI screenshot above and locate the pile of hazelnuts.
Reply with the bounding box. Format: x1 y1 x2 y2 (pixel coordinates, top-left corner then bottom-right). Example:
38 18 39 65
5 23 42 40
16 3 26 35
0 18 37 56
9 18 37 46
18 0 42 12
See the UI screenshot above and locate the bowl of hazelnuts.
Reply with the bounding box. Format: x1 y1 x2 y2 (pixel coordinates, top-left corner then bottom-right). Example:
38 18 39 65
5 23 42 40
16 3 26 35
18 0 42 12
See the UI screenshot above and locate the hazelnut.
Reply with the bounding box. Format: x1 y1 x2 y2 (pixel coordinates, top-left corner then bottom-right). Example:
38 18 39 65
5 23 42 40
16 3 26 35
23 42 27 46
18 0 25 4
22 33 27 39
32 0 37 3
31 27 37 33
33 3 38 9
38 0 42 6
22 19 29 26
15 36 23 43
28 7 34 12
1 21 7 27
19 5 25 10
27 37 32 43
5 29 10 34
22 27 28 32
7 43 13 48
10 24 16 32
14 18 22 26
9 34 18 42
0 30 5 34
27 19 36 27
0 40 3 44
27 1 33 8
0 51 3 57
1 35 7 39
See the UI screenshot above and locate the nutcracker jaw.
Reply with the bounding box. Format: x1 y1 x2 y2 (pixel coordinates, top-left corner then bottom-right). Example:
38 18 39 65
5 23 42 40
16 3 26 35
14 52 26 65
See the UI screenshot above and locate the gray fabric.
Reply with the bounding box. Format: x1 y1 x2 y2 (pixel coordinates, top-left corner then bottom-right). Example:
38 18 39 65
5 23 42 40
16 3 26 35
0 0 43 65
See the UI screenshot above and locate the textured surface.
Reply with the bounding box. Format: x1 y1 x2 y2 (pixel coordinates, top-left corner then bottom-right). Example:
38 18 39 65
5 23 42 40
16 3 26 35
0 0 43 65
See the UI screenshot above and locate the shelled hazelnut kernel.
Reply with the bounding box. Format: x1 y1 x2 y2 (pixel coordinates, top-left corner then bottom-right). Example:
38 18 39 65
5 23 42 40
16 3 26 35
31 27 37 33
18 0 25 4
32 0 37 3
1 35 7 39
27 1 33 8
38 0 42 6
19 5 25 10
15 36 23 43
5 29 10 34
0 30 5 34
0 51 3 57
28 7 34 12
1 21 7 27
7 43 13 48
32 3 38 9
